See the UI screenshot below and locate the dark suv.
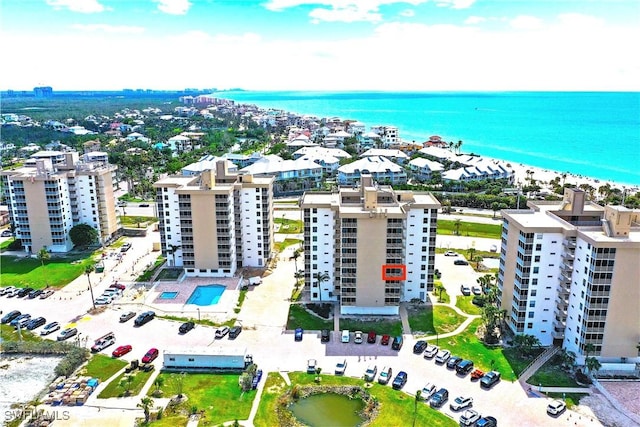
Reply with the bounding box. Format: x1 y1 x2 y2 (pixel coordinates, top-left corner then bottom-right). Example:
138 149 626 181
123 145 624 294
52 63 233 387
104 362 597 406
134 311 155 326
321 329 330 343
447 356 463 369
456 360 474 375
480 371 501 389
430 388 449 408
229 325 242 339
1 310 21 324
413 340 428 354
392 371 408 390
391 336 403 350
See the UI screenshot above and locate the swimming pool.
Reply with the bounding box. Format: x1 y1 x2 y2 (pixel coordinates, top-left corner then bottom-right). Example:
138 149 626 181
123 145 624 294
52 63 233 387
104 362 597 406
159 291 178 299
187 285 226 306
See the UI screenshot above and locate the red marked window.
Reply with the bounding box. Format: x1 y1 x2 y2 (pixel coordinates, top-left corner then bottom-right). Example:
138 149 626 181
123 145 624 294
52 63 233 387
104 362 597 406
382 264 407 281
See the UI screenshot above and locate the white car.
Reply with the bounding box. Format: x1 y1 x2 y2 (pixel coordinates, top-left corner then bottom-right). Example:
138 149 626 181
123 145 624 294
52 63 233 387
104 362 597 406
341 330 350 343
547 400 566 415
354 330 363 344
460 409 481 426
40 321 61 335
424 344 439 358
95 296 113 305
364 365 377 382
444 250 458 256
460 285 471 296
450 395 474 411
0 286 17 296
472 285 483 295
421 383 437 399
335 359 347 375
435 349 451 364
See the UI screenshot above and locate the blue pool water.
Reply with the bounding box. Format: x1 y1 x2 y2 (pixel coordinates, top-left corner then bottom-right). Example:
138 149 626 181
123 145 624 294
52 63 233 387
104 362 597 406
187 285 225 306
159 291 178 299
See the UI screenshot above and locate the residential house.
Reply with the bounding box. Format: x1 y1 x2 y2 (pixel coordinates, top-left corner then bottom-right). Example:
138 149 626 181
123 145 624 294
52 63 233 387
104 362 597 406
337 156 407 186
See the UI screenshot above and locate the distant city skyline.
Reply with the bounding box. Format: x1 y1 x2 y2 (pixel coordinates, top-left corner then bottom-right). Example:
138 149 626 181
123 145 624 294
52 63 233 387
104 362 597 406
1 0 639 92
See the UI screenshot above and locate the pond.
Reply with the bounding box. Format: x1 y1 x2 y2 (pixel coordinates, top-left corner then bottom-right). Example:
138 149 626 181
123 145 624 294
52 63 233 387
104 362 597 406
289 393 365 427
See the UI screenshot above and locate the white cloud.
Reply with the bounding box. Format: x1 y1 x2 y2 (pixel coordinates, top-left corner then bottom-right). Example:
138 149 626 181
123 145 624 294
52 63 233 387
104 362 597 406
557 13 604 29
399 9 415 18
436 0 476 10
509 15 543 30
45 0 107 13
464 15 485 25
71 24 145 34
264 0 426 22
153 0 192 15
309 6 382 23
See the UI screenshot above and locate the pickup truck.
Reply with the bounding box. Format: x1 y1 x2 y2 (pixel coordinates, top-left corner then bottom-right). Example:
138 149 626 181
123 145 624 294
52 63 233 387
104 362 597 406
470 369 485 380
91 332 116 352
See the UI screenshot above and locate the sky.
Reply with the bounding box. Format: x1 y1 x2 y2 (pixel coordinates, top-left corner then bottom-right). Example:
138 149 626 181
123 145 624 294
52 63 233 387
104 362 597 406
1 0 639 91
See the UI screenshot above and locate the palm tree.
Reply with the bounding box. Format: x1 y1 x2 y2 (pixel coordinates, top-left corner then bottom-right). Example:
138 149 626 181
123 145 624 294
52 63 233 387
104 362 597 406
453 219 462 236
434 283 445 303
559 350 577 371
167 244 181 267
137 396 154 423
313 271 330 301
37 247 50 268
85 264 96 310
292 248 301 272
315 367 322 383
585 357 601 376
413 389 422 427
584 343 596 359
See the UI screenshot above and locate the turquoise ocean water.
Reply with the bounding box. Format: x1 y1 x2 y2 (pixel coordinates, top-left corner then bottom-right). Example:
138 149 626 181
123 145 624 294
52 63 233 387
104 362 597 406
214 91 640 186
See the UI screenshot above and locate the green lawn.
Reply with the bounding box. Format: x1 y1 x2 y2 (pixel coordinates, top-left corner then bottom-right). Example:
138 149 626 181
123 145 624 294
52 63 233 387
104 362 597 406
137 256 166 282
0 239 12 251
80 354 127 382
254 372 287 427
527 355 583 388
502 347 545 377
120 215 157 226
275 373 456 427
437 220 502 239
339 318 403 336
432 287 450 304
455 296 483 315
408 305 466 335
274 217 303 234
286 304 333 331
0 324 42 343
148 373 256 426
274 238 302 253
437 319 517 381
0 254 95 289
97 368 155 398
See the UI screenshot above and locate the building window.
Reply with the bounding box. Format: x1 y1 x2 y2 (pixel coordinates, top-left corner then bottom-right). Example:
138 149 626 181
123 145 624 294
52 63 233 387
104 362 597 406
528 312 534 318
533 267 539 274
529 301 536 307
527 323 533 329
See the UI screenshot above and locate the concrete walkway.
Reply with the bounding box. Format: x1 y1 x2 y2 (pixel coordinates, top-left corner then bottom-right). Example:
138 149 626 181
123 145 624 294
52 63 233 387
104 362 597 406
398 303 412 335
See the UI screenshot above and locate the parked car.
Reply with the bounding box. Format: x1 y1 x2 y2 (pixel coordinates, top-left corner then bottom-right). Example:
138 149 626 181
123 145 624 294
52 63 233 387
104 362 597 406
307 359 317 374
380 334 390 346
454 259 469 266
335 359 347 375
40 321 60 336
424 344 439 358
57 328 78 341
5 288 20 298
39 289 55 299
450 395 474 411
547 400 566 415
215 326 230 339
112 345 133 358
470 369 485 380
1 230 13 237
413 340 428 354
447 356 463 369
430 388 449 408
229 325 242 339
321 329 330 343
119 311 136 323
27 289 43 299
476 416 498 427
367 331 376 343
489 244 498 252
294 328 304 341
91 333 116 352
392 371 408 390
456 360 475 375
120 242 132 252
110 283 126 290
94 296 113 305
102 288 121 297
141 348 159 363
341 329 350 343
0 286 17 296
179 321 195 334
10 313 31 327
472 285 483 295
421 383 437 399
481 371 501 388
134 311 155 326
460 285 471 296
460 409 481 426
444 251 458 256
15 316 33 329
251 368 263 389
26 316 46 330
364 365 378 382
139 203 150 207
1 310 21 324
378 366 392 385
435 349 451 364
17 287 34 298
354 330 363 344
391 335 403 350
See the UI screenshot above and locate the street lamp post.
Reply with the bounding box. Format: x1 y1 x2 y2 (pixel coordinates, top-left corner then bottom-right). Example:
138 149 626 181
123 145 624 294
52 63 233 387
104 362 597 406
197 308 200 322
436 332 439 346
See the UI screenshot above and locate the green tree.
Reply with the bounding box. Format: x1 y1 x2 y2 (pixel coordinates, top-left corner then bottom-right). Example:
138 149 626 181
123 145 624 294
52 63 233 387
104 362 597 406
453 219 462 236
69 223 99 247
167 244 181 267
153 376 164 396
292 248 302 273
173 372 187 398
585 357 601 376
85 264 96 310
137 396 154 423
37 247 50 269
313 271 330 302
491 202 500 219
583 343 596 359
434 283 445 303
413 389 422 427
315 367 322 383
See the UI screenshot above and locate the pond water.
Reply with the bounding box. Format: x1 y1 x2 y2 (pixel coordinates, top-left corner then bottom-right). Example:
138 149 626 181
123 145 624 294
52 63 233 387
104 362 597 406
289 393 365 427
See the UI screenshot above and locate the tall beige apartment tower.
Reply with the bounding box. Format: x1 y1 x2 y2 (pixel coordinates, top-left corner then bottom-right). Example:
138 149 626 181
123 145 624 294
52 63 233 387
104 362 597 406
153 161 274 277
300 175 441 315
498 188 640 364
1 151 119 253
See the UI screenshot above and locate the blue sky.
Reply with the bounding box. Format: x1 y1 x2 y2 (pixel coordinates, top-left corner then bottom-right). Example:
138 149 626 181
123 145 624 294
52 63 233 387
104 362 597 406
1 0 638 91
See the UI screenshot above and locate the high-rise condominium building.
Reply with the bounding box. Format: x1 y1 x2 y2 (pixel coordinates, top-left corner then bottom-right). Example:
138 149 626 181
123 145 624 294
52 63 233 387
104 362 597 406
1 151 119 253
498 188 640 362
300 175 441 315
153 161 274 277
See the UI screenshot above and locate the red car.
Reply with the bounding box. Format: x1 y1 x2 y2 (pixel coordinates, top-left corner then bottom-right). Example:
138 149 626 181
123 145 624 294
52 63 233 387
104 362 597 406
367 331 377 344
112 345 133 358
110 283 126 291
141 348 159 363
381 334 390 345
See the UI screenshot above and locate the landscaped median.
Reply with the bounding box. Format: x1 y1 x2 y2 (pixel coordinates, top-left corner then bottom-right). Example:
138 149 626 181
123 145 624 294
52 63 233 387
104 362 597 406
407 304 467 335
254 372 456 427
98 367 155 398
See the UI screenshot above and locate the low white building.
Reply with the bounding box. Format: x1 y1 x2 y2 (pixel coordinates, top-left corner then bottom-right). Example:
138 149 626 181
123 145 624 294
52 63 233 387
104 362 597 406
360 148 409 164
162 347 252 372
337 156 407 186
408 157 445 181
